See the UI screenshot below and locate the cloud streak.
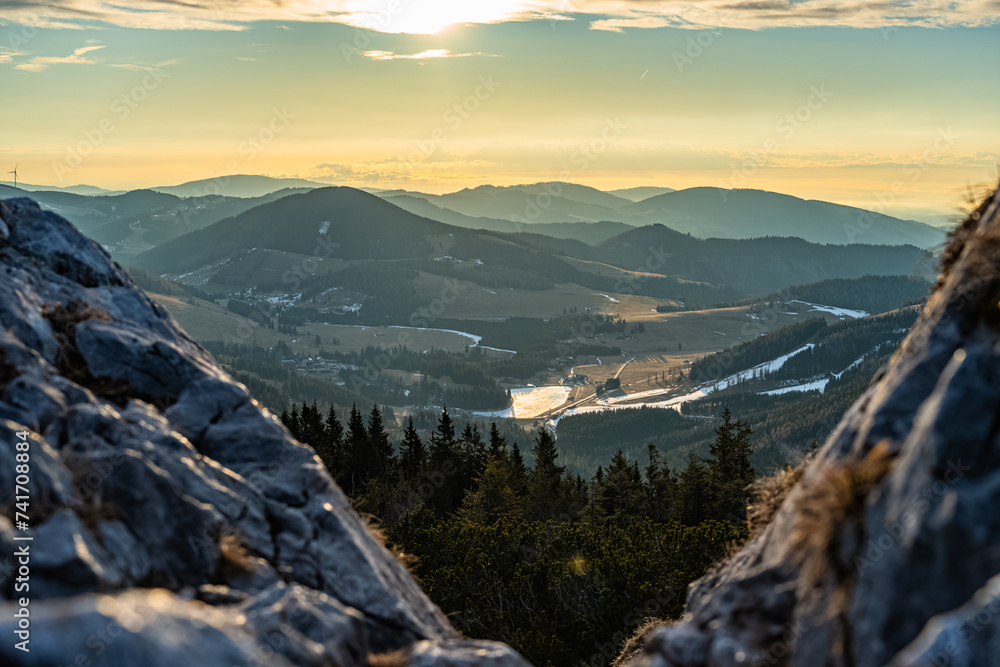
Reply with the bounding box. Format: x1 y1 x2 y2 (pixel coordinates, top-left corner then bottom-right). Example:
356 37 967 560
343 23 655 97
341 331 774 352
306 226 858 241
13 43 105 72
0 0 995 33
362 49 496 61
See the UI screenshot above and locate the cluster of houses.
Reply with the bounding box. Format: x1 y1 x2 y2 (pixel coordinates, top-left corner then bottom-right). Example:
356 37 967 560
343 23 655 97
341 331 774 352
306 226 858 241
281 357 358 374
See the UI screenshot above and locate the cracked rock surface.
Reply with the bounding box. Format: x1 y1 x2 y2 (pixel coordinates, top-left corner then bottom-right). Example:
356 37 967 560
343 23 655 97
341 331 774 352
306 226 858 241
0 198 530 667
632 187 1000 667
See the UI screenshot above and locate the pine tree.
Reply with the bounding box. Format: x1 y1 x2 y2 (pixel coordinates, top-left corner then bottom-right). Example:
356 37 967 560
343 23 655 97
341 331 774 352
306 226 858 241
367 405 395 482
429 406 456 464
509 442 528 494
457 455 523 525
325 406 344 471
400 417 425 481
676 453 711 525
488 422 508 461
644 444 675 523
286 404 301 440
427 407 458 514
526 428 566 521
709 406 738 478
705 407 755 523
300 402 325 452
597 450 647 526
344 404 369 497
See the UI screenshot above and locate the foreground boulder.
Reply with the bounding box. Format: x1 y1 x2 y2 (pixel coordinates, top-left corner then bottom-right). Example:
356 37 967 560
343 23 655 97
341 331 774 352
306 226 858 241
633 187 1000 666
0 198 530 666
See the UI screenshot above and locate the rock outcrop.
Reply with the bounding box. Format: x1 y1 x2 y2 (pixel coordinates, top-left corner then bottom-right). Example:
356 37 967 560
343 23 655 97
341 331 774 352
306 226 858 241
0 198 530 666
634 187 1000 666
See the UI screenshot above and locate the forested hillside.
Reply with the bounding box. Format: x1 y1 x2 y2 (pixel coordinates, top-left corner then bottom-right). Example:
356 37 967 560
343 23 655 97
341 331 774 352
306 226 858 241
279 403 756 667
557 308 919 473
746 274 931 315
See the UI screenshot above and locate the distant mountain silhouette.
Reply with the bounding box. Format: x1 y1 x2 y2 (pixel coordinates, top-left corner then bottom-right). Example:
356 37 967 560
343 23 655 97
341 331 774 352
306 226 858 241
0 181 119 195
0 184 312 255
133 187 453 274
131 186 935 300
513 182 633 209
622 187 945 248
598 223 934 294
385 194 633 243
413 184 624 224
151 174 329 198
608 186 676 201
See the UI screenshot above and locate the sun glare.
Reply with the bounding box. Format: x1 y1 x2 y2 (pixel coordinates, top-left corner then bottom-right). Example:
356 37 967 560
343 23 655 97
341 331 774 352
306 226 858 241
337 0 537 34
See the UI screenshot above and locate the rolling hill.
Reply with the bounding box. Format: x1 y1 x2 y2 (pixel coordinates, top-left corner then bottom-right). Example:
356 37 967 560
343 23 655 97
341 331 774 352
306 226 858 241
608 186 676 201
374 183 944 249
0 184 313 256
622 187 946 248
127 186 937 330
408 184 625 224
150 174 329 198
0 181 119 195
595 224 934 294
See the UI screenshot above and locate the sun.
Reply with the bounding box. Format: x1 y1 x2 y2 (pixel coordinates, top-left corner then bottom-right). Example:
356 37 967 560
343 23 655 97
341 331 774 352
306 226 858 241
337 0 538 35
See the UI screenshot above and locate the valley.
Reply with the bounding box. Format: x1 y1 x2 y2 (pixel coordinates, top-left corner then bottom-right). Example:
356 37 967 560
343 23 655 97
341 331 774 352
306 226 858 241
4 8 994 667
4 177 938 473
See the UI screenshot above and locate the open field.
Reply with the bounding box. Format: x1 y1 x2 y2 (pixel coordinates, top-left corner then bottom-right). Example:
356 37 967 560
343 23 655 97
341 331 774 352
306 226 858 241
412 272 668 321
150 293 485 355
594 306 852 356
476 386 574 420
297 323 481 354
559 256 677 282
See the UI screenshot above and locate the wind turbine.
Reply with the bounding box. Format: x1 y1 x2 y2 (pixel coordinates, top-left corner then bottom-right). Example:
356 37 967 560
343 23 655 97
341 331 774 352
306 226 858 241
7 164 18 189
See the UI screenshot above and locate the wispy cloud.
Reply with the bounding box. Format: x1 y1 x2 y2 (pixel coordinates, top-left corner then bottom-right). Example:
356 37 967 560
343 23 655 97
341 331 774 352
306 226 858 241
107 57 181 71
0 48 26 64
362 49 496 61
14 44 105 72
0 0 996 33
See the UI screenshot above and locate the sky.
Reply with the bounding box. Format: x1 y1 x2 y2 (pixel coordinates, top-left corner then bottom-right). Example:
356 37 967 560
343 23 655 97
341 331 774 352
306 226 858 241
0 0 998 221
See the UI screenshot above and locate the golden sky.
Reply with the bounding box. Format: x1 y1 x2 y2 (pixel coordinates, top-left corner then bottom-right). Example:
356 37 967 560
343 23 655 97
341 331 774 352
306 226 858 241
1 1 998 220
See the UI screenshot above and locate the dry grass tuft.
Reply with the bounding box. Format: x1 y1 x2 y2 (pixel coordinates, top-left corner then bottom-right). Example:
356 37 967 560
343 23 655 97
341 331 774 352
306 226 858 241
612 618 673 667
747 455 812 540
367 648 412 667
791 441 896 614
361 514 420 573
937 188 998 290
40 302 173 409
217 530 257 581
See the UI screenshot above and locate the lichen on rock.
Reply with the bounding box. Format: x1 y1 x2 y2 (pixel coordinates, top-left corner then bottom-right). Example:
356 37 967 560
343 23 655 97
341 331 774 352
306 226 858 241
0 198 530 667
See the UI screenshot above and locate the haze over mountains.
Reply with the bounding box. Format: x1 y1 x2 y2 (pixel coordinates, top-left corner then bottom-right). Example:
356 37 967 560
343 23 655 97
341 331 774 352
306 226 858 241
130 186 934 310
619 187 946 247
150 174 330 198
0 176 947 261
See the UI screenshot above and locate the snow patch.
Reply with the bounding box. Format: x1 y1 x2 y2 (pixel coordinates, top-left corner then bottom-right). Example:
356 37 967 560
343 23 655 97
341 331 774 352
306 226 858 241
762 378 830 396
790 300 868 319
